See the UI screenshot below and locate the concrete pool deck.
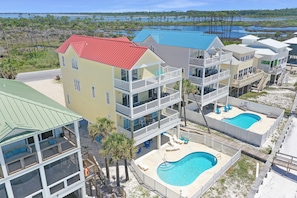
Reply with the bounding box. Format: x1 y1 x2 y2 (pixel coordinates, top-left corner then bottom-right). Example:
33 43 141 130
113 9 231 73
135 141 232 197
206 106 277 135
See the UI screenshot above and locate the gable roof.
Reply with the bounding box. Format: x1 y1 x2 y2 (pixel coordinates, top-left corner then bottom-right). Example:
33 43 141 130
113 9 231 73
132 29 219 50
240 35 260 40
0 79 81 144
223 44 255 54
258 38 289 49
56 35 149 70
284 37 297 45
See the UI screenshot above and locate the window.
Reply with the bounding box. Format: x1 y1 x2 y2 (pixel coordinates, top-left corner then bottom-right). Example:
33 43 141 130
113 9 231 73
66 94 70 104
91 86 95 98
248 67 253 73
106 92 110 104
148 89 153 98
245 55 249 60
233 74 237 80
239 70 243 79
261 60 270 65
243 68 248 76
62 56 65 66
74 79 80 91
71 58 78 70
149 45 155 52
121 69 129 81
240 57 245 61
41 131 53 140
250 54 254 59
133 94 139 104
132 69 138 81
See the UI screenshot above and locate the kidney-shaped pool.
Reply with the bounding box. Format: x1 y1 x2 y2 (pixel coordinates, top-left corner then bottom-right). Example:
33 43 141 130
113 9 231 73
157 152 217 186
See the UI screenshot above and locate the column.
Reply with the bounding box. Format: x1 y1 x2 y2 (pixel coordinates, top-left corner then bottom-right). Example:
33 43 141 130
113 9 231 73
0 147 8 177
77 149 87 196
34 134 50 197
5 181 14 198
157 135 161 149
177 125 180 138
74 121 80 147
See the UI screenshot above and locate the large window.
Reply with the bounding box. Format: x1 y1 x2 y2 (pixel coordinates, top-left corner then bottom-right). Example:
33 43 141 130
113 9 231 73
71 58 78 70
132 69 138 81
106 92 110 104
27 130 53 144
74 79 80 91
121 69 129 81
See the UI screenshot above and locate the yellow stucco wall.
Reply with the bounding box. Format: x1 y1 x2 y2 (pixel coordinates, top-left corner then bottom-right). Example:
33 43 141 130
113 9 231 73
58 46 116 123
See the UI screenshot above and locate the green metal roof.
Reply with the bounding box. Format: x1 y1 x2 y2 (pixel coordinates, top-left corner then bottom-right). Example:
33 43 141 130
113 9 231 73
0 78 82 144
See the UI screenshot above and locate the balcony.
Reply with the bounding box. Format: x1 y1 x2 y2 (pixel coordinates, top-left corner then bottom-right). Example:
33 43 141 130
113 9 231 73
117 108 180 145
189 69 230 85
116 89 180 119
269 66 284 75
232 70 265 88
188 84 229 106
189 52 232 67
3 127 77 175
114 66 182 93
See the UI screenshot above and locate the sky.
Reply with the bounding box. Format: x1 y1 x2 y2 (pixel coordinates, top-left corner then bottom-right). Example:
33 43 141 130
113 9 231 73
0 0 296 13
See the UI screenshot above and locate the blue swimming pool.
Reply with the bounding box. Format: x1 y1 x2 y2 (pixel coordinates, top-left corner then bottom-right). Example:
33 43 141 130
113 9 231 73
222 113 261 129
157 152 217 186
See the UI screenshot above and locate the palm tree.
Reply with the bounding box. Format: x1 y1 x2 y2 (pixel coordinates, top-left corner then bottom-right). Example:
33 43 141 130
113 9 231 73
174 78 190 126
88 117 116 181
123 138 137 181
186 82 211 134
174 79 211 133
100 132 127 187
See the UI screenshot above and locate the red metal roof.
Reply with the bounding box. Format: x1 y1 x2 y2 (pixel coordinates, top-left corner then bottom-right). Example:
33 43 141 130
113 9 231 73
56 35 148 70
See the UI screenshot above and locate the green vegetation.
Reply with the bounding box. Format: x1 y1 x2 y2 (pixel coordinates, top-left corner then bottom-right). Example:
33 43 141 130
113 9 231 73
203 155 259 198
294 82 297 90
239 91 268 100
0 9 297 74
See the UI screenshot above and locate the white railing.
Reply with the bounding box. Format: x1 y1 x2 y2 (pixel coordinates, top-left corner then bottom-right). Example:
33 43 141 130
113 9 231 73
189 69 230 86
189 52 232 67
233 70 264 87
49 172 81 196
117 108 180 143
114 67 182 93
116 92 180 118
188 85 229 105
131 133 241 198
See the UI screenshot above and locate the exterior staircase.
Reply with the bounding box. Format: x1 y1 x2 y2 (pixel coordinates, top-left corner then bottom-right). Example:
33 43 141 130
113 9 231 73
257 73 271 91
277 71 289 86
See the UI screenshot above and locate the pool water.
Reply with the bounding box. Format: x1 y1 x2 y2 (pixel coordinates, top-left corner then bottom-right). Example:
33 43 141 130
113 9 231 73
157 152 217 186
222 113 261 129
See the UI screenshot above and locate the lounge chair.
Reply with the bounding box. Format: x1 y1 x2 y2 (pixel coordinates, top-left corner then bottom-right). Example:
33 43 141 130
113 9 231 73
224 106 229 112
169 137 178 147
227 104 232 110
216 107 221 114
137 161 149 171
173 135 184 144
166 145 180 152
181 136 189 144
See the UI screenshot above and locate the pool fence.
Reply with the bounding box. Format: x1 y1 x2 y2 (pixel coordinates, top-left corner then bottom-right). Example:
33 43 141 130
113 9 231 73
131 133 241 198
185 97 284 146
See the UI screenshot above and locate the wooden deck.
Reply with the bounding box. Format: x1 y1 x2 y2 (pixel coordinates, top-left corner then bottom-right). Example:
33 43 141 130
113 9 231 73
273 152 297 172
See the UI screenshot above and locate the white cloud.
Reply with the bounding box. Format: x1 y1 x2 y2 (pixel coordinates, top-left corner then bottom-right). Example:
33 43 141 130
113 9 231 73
156 0 208 10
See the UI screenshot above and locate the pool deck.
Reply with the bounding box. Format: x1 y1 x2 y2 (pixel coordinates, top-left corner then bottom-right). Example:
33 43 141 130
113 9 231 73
206 106 277 135
135 141 231 197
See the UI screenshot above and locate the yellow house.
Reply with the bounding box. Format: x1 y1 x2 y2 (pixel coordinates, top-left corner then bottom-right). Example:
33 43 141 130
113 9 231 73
56 35 182 146
221 44 266 97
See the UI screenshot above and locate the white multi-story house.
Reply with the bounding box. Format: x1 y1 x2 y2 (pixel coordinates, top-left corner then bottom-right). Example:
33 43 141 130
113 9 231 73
221 44 267 96
0 78 85 198
240 35 290 84
133 29 232 111
284 33 297 64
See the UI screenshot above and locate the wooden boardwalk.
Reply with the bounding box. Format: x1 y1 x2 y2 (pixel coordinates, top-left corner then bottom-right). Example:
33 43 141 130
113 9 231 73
273 152 297 172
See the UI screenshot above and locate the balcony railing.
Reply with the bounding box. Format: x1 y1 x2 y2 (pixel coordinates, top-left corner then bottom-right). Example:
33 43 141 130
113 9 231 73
116 91 180 119
189 69 230 85
117 108 180 145
6 152 38 175
269 67 283 75
114 67 182 93
189 52 232 67
232 70 265 88
188 84 229 106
